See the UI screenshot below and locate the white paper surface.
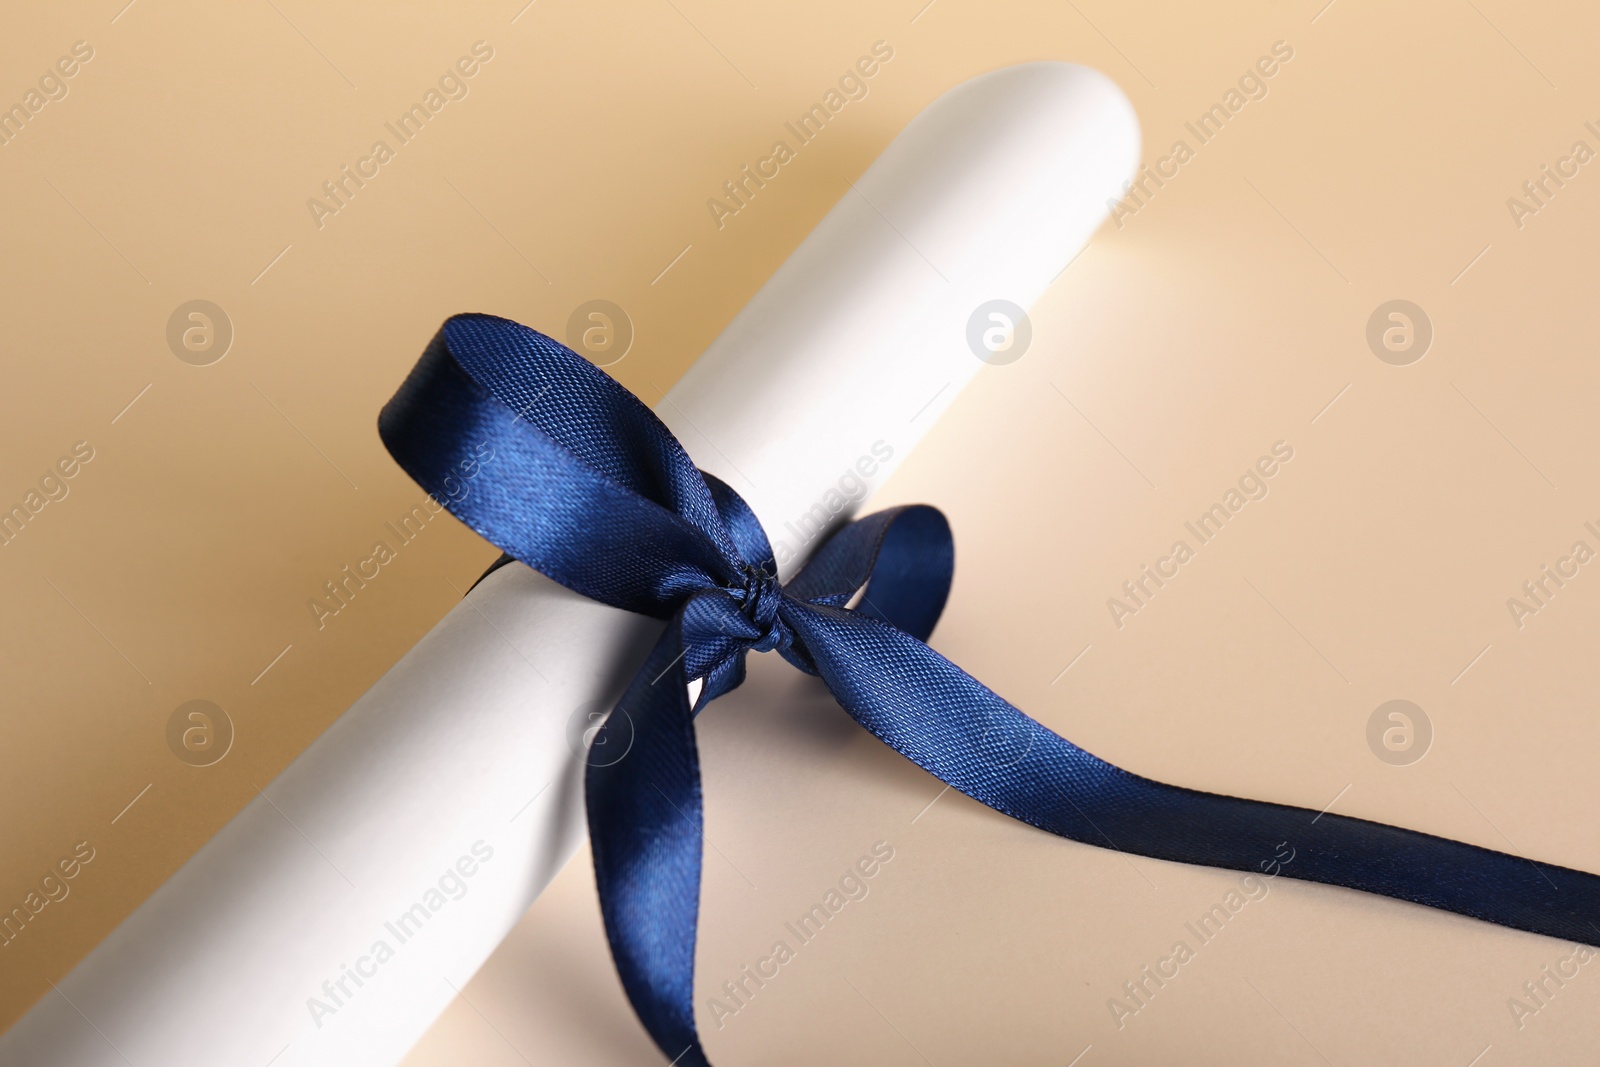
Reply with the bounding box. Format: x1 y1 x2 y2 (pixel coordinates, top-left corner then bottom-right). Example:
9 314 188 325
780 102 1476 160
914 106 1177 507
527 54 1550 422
0 62 1137 1067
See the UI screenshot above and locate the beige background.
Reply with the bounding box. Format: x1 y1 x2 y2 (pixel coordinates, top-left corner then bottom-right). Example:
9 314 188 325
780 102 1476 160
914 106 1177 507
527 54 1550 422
3 0 1600 1063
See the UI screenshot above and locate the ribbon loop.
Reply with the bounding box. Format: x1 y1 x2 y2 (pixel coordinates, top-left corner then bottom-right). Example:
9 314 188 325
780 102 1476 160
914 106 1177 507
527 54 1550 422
703 472 776 576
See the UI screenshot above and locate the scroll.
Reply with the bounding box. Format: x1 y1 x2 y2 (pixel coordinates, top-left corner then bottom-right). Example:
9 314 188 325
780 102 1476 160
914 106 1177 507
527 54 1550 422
0 62 1138 1067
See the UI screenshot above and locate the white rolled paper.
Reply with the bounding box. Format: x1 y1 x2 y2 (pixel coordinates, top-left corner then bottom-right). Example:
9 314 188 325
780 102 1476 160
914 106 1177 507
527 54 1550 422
1 63 1137 1067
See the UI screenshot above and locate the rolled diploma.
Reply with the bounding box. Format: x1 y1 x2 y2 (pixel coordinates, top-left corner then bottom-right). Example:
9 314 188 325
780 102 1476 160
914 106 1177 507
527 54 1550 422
1 63 1137 1067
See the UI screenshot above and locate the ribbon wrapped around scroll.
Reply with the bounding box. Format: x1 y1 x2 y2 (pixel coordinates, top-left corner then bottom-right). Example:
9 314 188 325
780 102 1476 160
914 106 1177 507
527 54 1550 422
379 312 1600 1067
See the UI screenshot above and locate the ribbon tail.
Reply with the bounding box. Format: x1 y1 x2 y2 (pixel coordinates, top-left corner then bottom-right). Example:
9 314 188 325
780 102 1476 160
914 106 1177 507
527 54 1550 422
787 603 1600 947
585 616 715 1067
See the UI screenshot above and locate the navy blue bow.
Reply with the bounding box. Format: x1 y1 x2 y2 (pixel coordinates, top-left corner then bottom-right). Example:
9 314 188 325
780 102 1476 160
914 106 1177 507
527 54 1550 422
380 313 1600 1065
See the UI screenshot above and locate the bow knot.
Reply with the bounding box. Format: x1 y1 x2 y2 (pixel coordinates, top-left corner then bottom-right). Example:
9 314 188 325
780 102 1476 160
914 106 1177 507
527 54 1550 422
733 563 786 653
379 313 1600 1067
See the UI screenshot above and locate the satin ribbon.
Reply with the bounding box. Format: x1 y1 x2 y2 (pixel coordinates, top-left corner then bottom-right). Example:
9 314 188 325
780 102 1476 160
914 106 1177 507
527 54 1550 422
380 313 1600 1065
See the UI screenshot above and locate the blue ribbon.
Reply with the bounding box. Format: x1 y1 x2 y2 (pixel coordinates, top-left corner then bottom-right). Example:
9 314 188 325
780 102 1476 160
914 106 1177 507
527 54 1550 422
380 313 1600 1065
